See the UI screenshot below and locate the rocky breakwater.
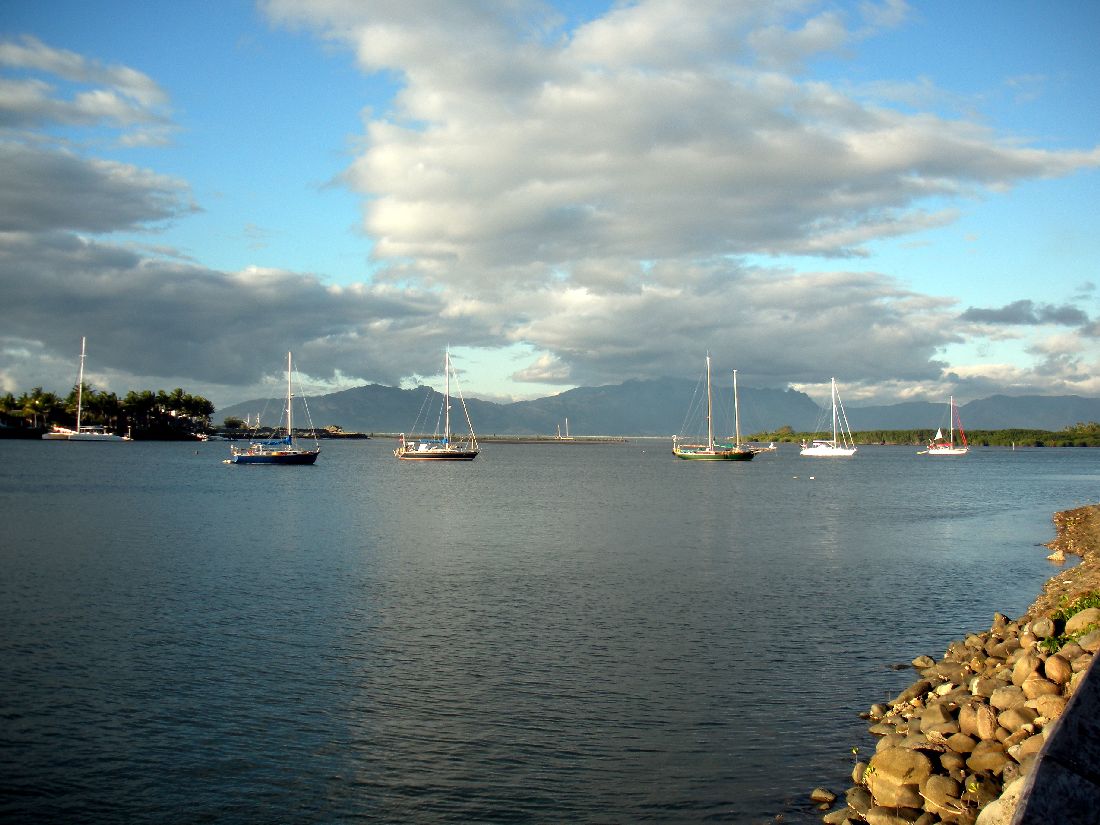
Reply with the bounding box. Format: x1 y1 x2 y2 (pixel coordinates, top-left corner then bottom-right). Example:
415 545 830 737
817 503 1100 825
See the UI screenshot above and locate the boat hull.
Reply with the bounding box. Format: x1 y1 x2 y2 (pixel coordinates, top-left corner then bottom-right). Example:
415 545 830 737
395 449 479 461
800 446 857 457
922 446 969 456
673 448 755 461
43 428 131 442
229 449 320 465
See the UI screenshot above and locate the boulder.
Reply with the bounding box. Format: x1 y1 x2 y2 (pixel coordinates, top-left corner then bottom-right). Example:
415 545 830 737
1021 673 1060 699
1030 617 1056 639
846 784 873 815
893 679 933 706
989 685 1025 710
966 740 1009 774
865 805 925 824
946 732 977 753
996 706 1038 732
1078 628 1100 653
974 704 999 740
920 703 955 730
1042 654 1072 685
810 787 836 805
866 747 932 807
974 775 1027 825
1025 693 1066 719
1063 606 1100 635
1010 653 1040 686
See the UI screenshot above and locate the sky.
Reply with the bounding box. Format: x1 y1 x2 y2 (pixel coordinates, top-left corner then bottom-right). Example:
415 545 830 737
1 0 1098 410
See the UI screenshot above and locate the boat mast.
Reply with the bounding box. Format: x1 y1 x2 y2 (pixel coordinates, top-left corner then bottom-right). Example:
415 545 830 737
705 353 714 449
733 369 741 447
948 396 954 447
830 378 838 445
76 336 86 432
444 348 451 443
286 351 294 438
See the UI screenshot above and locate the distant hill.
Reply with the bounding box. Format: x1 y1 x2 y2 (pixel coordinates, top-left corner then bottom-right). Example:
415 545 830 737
217 380 1100 436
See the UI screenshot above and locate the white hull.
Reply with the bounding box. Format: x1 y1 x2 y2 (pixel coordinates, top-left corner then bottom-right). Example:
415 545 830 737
42 427 130 442
800 444 856 457
921 446 968 456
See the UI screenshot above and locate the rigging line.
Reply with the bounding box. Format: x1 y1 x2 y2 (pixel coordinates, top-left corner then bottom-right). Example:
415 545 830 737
448 361 478 441
678 370 707 437
292 363 320 445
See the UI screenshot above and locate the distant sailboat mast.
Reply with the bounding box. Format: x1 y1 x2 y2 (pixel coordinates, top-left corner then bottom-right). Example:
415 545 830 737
733 369 741 447
75 336 86 433
705 353 714 449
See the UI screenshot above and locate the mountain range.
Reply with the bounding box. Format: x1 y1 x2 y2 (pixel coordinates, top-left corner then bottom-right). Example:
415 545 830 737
217 379 1100 436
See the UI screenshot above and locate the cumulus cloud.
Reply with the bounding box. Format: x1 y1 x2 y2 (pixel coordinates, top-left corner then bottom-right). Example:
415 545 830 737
0 35 173 142
263 0 1099 293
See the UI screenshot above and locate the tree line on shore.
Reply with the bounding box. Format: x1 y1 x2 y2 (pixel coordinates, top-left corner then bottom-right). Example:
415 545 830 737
749 422 1100 447
1 385 214 439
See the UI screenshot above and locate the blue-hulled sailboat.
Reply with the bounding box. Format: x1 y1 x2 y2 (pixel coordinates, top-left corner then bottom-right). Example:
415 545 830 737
228 352 320 465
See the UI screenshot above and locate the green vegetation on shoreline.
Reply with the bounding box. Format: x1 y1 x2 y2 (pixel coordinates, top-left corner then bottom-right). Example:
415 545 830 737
1 385 214 440
748 421 1100 447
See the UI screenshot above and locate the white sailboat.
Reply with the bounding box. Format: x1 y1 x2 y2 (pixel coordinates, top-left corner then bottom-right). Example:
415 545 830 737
800 377 856 457
920 396 968 456
395 349 479 461
42 337 131 442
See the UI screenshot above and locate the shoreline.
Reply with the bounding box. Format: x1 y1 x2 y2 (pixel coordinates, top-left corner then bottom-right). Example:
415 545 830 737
813 502 1100 824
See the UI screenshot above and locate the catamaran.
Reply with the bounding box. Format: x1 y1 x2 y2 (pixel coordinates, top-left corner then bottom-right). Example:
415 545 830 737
228 352 320 465
800 377 856 457
920 396 968 456
42 337 132 442
673 356 758 461
395 349 480 461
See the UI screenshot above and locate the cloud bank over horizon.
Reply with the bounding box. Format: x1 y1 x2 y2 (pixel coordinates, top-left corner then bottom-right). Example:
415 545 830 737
1 1 1098 408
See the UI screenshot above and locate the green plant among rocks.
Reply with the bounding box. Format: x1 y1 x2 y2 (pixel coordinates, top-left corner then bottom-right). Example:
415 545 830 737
1037 590 1100 654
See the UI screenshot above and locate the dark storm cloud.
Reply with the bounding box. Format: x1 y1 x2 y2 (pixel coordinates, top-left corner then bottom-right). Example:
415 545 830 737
959 299 1090 327
0 141 196 232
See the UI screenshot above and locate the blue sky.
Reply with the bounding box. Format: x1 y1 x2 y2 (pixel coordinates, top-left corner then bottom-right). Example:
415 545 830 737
1 0 1097 409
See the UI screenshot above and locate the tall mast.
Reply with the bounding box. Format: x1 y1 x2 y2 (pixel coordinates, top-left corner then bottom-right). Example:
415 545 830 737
76 337 86 432
733 369 741 447
705 353 713 449
948 396 954 446
444 348 451 442
286 352 293 437
831 377 839 445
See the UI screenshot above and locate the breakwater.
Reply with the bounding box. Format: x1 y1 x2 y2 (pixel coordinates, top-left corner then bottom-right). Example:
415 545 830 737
812 504 1100 824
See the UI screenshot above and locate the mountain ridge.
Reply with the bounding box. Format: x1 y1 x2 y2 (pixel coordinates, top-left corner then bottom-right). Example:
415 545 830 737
217 379 1100 435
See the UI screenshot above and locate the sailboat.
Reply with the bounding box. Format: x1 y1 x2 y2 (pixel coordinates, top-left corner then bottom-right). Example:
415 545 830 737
395 349 479 461
800 377 856 457
228 352 320 465
673 356 757 461
920 396 968 456
42 337 131 442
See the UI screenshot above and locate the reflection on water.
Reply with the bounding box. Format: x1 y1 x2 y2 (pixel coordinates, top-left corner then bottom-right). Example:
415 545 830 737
1 441 1096 822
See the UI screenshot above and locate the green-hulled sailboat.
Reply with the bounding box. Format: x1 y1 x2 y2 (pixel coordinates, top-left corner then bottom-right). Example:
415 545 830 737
672 355 761 461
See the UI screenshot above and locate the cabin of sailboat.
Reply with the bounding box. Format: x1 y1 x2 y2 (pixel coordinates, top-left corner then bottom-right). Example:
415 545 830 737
228 352 320 465
395 349 479 461
800 377 856 457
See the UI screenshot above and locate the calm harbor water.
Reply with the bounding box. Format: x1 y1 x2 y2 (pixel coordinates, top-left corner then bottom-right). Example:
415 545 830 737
1 439 1097 823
